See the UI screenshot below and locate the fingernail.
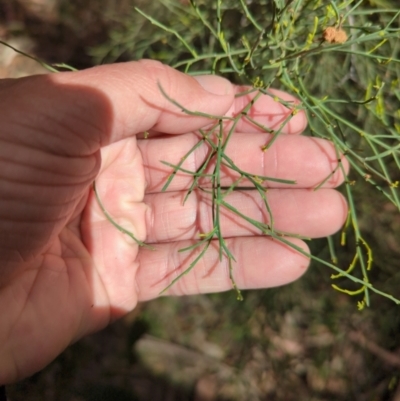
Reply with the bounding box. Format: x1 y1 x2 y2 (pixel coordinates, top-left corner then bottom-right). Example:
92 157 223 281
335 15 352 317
194 75 233 96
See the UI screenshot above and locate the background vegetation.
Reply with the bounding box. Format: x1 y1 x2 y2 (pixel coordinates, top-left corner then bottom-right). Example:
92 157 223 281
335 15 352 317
1 0 400 400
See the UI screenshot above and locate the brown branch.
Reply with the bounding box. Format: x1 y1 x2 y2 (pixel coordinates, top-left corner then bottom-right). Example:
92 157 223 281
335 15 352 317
349 331 400 368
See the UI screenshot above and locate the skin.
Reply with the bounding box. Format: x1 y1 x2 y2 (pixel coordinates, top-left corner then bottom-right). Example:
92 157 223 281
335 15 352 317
0 60 348 384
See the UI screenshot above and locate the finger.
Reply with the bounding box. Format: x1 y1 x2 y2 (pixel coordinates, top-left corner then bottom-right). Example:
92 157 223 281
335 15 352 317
136 237 309 301
57 60 236 148
229 87 307 135
141 188 348 243
2 60 235 157
137 86 306 139
139 132 349 192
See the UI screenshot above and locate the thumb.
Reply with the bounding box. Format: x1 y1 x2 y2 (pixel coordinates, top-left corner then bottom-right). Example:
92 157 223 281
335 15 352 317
0 60 234 157
52 59 235 152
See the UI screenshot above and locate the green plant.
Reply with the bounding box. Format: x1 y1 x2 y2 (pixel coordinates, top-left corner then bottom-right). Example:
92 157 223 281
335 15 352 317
91 0 400 307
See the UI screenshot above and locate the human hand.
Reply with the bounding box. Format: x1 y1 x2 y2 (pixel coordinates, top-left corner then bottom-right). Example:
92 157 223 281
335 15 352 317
0 60 348 384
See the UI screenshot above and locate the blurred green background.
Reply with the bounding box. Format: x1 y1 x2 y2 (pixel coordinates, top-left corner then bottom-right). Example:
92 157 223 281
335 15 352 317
1 0 400 400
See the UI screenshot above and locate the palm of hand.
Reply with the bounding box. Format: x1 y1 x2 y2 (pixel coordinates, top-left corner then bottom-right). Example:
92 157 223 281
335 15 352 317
0 134 146 383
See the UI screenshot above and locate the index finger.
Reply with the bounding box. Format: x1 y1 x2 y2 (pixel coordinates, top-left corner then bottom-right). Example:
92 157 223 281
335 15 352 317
228 87 307 135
